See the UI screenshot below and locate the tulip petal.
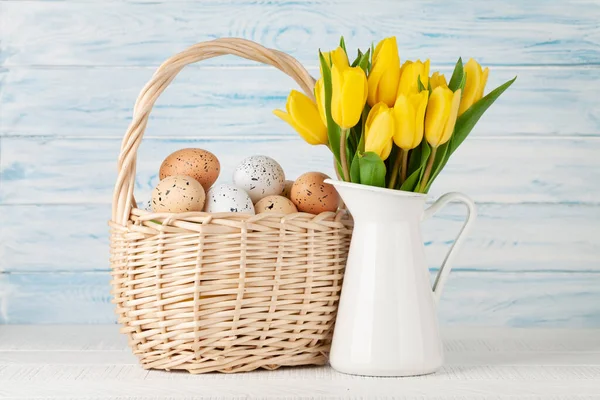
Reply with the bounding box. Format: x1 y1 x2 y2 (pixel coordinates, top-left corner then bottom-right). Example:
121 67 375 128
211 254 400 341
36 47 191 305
476 67 490 101
365 104 394 159
392 95 414 150
425 86 452 147
340 67 368 128
332 47 350 69
275 90 328 146
314 78 328 126
411 91 428 149
459 58 483 115
440 88 462 146
367 37 400 107
331 64 345 127
288 90 328 145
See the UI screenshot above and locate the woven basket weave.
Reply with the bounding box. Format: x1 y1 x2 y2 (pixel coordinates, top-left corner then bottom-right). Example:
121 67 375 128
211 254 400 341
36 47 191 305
109 38 352 374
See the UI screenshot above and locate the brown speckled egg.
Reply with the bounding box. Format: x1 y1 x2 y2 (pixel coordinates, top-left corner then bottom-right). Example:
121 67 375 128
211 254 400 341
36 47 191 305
255 195 298 215
159 148 220 191
152 175 205 213
280 180 294 199
290 172 340 214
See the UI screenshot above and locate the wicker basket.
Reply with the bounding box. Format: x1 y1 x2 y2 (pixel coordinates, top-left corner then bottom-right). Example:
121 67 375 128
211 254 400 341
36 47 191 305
109 38 353 374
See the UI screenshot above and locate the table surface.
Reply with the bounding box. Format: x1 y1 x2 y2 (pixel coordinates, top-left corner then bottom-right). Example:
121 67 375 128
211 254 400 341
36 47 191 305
1 326 600 399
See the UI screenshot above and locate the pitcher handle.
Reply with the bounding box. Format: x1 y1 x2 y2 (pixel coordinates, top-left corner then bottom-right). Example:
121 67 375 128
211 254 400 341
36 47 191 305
423 192 477 304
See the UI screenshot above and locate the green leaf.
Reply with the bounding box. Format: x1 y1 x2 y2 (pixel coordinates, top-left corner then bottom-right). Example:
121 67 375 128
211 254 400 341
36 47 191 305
369 42 375 74
448 57 464 91
357 49 370 74
357 106 369 154
351 49 363 67
339 36 347 54
459 71 467 90
417 140 431 183
399 168 421 192
417 75 426 92
359 152 386 187
425 76 517 190
424 142 449 193
350 152 361 183
450 76 517 155
319 51 342 164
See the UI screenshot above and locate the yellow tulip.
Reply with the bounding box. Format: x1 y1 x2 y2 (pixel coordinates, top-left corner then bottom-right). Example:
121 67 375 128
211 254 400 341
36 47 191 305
392 91 428 150
320 47 349 76
397 59 430 96
367 36 400 107
273 90 328 146
314 78 327 126
331 64 368 129
425 87 462 148
365 103 395 160
459 58 489 115
429 72 448 90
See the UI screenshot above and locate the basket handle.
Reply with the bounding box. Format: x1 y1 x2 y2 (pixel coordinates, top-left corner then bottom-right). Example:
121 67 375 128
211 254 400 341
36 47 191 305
112 38 317 225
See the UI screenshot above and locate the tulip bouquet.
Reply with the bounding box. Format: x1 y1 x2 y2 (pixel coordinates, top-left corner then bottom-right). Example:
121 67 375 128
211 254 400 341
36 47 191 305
275 37 515 193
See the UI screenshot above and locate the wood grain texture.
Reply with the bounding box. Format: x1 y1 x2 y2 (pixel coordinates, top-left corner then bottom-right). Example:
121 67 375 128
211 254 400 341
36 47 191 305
1 271 599 325
1 0 599 67
1 203 599 273
1 327 600 399
1 66 598 138
1 137 599 205
0 0 598 326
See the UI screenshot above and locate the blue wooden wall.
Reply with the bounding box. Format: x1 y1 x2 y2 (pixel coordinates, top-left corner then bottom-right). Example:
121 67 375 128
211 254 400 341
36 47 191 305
0 0 599 325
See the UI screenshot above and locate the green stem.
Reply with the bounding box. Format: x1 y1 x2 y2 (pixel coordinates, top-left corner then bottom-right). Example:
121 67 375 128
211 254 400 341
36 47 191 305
340 128 350 182
419 146 437 193
387 149 403 189
400 149 409 184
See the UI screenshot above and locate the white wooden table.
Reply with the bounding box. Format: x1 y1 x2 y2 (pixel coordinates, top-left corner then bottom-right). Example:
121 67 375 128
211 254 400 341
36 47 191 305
1 326 599 399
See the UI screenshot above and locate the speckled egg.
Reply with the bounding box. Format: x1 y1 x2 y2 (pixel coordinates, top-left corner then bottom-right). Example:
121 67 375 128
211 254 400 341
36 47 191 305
159 148 220 191
280 180 295 199
255 195 298 215
152 175 206 213
232 155 285 203
290 172 340 214
204 184 255 214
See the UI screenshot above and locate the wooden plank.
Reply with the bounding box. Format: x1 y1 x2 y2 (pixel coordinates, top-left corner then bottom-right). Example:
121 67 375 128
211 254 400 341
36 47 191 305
3 348 600 366
1 1 599 67
1 137 599 205
1 203 598 274
1 365 600 398
1 271 599 325
0 66 598 138
1 327 599 398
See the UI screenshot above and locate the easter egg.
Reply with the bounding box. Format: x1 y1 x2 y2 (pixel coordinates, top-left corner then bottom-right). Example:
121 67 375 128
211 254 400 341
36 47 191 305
152 175 205 213
255 195 298 215
290 172 340 214
232 155 285 203
280 180 294 199
204 184 255 214
159 148 220 191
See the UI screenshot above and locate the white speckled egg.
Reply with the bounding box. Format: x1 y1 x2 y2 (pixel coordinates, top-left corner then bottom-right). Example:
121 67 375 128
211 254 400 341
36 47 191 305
152 175 205 213
255 195 298 215
232 155 285 203
204 184 255 214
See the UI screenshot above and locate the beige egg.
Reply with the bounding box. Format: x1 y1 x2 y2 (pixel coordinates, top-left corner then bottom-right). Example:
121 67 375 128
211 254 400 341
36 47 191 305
280 180 294 199
152 175 205 213
290 172 340 214
159 148 220 191
255 195 298 215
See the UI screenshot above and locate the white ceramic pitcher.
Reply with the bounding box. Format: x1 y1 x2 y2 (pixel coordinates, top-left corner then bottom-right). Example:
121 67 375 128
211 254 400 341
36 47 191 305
326 180 477 377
